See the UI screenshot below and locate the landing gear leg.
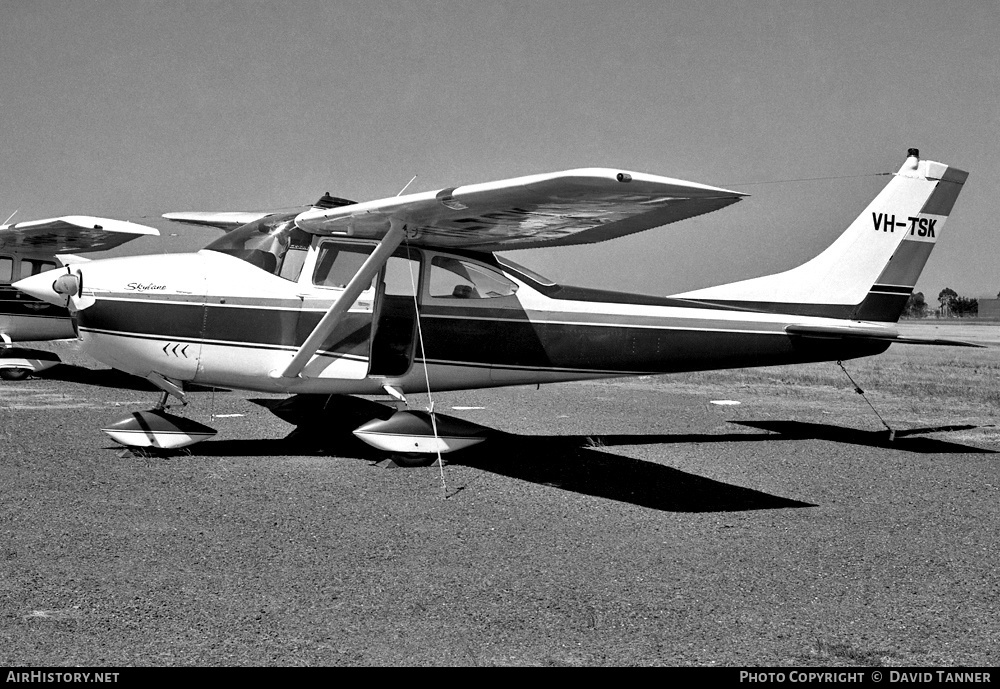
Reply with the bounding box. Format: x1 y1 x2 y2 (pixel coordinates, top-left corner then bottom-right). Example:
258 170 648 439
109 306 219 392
153 391 170 411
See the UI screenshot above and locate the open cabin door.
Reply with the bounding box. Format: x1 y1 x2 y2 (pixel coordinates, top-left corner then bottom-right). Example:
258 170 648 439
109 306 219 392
293 240 421 380
369 249 421 378
296 240 379 380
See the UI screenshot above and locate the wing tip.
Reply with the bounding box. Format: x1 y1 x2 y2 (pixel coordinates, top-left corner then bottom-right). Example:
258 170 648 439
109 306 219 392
60 215 160 236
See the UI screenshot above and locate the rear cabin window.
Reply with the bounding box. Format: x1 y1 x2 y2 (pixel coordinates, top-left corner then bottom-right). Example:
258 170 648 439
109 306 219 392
428 256 518 300
20 259 56 277
0 257 12 283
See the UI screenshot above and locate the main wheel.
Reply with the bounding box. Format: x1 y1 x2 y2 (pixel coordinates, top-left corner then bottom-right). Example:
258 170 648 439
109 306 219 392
0 368 31 381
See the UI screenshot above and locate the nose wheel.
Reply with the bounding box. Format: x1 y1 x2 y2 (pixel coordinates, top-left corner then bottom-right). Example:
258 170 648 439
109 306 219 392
101 376 217 450
0 368 31 381
0 347 61 381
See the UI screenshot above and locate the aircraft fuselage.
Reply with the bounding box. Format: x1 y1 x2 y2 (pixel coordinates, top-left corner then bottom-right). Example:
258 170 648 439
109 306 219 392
48 238 890 396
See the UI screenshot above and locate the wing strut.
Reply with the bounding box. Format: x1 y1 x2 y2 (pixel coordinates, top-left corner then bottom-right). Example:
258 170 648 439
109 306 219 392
273 218 407 380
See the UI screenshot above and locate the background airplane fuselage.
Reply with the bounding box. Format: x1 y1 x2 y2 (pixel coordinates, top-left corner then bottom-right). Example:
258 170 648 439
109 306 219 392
64 243 889 395
0 250 73 342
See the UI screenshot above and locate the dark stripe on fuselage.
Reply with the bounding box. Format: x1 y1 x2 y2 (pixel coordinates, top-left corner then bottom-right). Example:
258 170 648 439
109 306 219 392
851 291 910 322
78 299 371 354
870 284 913 295
418 314 887 373
79 325 369 362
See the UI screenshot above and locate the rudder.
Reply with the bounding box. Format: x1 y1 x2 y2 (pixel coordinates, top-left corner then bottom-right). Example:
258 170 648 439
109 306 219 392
853 160 967 320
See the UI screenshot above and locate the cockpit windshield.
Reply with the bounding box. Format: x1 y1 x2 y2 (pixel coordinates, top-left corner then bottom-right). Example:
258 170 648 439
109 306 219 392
203 213 312 281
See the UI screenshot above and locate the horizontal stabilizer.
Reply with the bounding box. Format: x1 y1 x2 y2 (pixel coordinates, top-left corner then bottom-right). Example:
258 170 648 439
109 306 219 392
0 215 158 253
785 324 983 348
891 335 984 348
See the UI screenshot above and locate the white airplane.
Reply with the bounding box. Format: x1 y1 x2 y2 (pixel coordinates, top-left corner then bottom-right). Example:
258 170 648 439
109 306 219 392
14 149 972 452
0 215 158 379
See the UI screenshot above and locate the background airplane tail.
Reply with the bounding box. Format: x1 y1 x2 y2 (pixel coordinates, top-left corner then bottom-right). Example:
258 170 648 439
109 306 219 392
674 149 968 322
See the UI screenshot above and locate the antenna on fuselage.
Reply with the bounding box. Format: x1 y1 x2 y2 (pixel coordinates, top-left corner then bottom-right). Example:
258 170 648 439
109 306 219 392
3 210 18 225
396 176 418 197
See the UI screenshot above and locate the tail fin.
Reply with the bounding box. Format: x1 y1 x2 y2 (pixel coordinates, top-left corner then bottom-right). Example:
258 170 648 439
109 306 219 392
674 149 968 322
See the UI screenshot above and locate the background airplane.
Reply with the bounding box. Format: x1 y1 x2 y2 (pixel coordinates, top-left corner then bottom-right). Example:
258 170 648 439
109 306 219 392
14 149 972 453
0 215 158 379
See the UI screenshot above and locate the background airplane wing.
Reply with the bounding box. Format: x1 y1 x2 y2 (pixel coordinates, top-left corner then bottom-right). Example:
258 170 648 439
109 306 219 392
162 211 273 232
293 168 746 251
0 215 158 253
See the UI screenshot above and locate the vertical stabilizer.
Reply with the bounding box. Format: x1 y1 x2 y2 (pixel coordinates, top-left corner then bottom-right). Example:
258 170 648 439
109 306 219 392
674 149 968 321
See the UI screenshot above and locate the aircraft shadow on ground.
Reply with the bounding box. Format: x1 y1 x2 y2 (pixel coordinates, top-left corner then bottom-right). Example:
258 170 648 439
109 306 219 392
187 432 814 513
159 396 994 512
734 420 997 454
448 432 817 513
180 396 816 513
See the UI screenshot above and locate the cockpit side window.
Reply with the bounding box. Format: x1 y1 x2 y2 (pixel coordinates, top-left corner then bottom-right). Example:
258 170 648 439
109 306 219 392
278 247 309 282
428 255 518 300
203 214 312 282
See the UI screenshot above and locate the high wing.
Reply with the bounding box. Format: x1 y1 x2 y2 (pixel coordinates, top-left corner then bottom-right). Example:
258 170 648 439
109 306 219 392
161 211 273 232
162 193 357 232
0 215 158 253
293 168 746 251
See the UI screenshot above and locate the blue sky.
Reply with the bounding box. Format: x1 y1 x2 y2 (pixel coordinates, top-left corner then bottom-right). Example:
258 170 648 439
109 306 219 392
2 0 998 299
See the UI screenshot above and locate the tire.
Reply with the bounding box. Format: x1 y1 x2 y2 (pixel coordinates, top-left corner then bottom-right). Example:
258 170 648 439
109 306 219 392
0 368 31 381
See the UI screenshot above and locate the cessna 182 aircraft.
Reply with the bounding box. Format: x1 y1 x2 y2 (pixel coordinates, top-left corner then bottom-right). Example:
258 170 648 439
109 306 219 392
0 215 157 379
14 149 970 452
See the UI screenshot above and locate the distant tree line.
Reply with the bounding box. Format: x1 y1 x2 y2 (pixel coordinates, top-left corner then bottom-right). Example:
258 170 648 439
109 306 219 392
903 288 978 318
